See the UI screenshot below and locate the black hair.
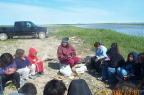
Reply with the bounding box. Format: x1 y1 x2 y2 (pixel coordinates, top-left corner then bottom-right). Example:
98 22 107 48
43 79 67 95
127 53 134 63
18 83 37 95
0 53 14 69
94 42 101 48
114 82 139 95
15 49 25 59
111 43 118 51
138 53 144 65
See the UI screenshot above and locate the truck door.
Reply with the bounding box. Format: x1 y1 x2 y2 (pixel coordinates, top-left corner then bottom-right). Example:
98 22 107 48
21 22 36 35
14 22 23 35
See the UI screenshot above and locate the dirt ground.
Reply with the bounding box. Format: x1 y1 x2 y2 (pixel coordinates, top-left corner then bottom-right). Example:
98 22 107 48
0 36 114 95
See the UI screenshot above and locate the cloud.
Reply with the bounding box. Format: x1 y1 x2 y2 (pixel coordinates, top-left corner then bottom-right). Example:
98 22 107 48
0 2 113 24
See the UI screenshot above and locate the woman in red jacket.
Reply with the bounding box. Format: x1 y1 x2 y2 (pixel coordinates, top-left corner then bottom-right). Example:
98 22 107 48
27 47 44 75
57 37 80 68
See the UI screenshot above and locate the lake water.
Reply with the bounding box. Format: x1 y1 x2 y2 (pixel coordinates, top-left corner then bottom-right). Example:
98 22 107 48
71 24 144 37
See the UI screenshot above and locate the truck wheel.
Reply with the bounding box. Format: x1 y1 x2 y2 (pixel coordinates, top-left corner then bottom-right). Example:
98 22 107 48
0 33 8 40
38 32 46 39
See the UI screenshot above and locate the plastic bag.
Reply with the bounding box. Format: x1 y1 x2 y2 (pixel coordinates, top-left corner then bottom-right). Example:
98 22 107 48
60 65 72 76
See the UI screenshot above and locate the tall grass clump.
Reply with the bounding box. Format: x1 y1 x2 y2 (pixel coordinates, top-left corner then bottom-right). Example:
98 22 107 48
50 25 144 59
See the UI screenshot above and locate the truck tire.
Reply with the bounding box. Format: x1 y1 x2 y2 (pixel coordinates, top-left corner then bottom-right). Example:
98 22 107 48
0 33 8 40
38 32 46 39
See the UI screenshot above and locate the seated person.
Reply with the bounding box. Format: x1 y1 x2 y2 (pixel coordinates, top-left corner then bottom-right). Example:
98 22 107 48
113 81 140 95
57 37 80 69
0 53 20 91
106 43 119 60
117 52 138 81
43 79 67 95
18 83 37 95
10 83 37 95
14 49 36 84
68 79 92 95
98 47 125 83
91 42 108 74
27 47 44 76
132 53 144 81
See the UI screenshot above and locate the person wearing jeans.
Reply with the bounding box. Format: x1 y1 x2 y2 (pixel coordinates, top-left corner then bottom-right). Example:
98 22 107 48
98 47 125 83
117 52 138 81
15 49 36 84
0 53 20 90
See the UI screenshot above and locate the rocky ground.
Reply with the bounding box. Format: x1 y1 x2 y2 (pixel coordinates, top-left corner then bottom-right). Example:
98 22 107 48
0 36 116 95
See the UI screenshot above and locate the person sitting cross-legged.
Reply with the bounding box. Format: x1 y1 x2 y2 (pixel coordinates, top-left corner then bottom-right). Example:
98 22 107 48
57 37 80 70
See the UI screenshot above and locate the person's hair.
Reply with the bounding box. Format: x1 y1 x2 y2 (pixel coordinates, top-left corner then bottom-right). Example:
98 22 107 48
111 43 118 51
43 79 67 95
94 42 101 48
127 53 134 63
138 53 144 65
15 49 25 59
0 53 14 69
68 79 92 95
18 83 37 95
114 81 139 95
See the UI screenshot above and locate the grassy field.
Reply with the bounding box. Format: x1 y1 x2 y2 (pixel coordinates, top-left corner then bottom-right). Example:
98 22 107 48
50 25 144 59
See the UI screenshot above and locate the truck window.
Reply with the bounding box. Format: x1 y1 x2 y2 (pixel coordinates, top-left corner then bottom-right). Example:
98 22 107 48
26 22 32 27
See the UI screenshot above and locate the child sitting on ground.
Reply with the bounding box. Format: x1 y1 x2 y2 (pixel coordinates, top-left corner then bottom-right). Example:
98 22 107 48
14 49 36 84
116 52 138 81
27 47 44 76
0 53 20 91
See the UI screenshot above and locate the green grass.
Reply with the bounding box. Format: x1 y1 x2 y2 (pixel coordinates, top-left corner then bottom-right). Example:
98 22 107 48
50 25 144 59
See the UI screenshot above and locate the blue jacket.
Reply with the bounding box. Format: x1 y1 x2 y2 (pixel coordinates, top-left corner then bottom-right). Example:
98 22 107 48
15 56 32 69
122 52 138 73
95 45 108 60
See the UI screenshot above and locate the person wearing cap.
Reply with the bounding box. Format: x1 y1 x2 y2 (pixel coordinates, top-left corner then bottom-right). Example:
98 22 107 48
57 37 80 68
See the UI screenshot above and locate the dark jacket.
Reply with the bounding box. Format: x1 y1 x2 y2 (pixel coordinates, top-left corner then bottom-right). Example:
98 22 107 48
122 52 138 73
15 56 32 69
68 79 92 95
106 47 125 68
133 63 144 80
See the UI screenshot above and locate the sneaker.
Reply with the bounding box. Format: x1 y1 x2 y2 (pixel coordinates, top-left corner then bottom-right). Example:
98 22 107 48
91 69 95 73
29 75 36 80
105 80 108 82
95 72 99 75
35 73 41 77
97 77 104 81
40 71 44 75
20 78 27 84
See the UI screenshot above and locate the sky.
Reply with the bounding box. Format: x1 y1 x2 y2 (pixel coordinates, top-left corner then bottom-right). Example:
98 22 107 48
0 0 144 25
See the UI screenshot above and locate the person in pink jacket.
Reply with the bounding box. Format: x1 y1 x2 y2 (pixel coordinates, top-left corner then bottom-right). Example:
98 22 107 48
57 37 80 68
27 48 44 76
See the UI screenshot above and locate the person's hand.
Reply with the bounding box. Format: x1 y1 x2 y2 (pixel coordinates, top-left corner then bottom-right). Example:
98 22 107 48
95 58 98 62
35 60 41 64
67 56 72 58
33 59 36 62
5 71 9 74
28 66 32 69
124 76 128 80
21 57 26 60
98 55 102 57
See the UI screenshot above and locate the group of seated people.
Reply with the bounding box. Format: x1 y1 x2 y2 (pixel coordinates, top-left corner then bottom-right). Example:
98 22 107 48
0 37 144 95
90 42 144 84
0 47 44 91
